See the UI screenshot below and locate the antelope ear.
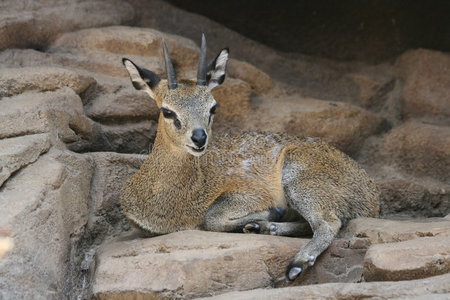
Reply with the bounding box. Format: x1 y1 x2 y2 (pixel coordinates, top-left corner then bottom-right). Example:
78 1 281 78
122 58 161 99
206 48 229 89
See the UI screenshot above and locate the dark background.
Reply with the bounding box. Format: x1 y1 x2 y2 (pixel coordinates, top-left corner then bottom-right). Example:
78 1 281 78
168 0 450 62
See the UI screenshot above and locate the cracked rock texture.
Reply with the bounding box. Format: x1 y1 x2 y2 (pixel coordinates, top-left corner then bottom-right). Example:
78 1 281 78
0 0 449 299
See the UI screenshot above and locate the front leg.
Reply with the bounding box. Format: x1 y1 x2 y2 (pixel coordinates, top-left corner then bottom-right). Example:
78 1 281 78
203 193 285 232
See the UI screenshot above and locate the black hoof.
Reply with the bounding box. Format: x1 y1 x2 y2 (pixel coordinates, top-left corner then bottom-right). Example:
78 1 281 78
243 223 260 233
285 263 303 282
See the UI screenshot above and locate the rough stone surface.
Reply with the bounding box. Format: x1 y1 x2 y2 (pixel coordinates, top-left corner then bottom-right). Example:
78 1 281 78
0 66 97 99
0 151 93 299
379 178 450 217
85 90 160 123
87 152 146 236
92 231 309 299
341 217 450 244
196 273 450 300
49 26 200 78
228 59 273 94
396 49 450 124
253 97 385 154
0 0 135 50
0 88 97 143
381 122 450 182
0 134 51 186
364 234 450 281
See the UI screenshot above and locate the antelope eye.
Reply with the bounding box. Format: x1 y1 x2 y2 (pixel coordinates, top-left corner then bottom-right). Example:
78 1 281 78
210 104 218 115
161 108 174 118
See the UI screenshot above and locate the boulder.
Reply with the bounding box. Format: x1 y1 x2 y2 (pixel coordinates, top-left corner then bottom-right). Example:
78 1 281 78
0 88 97 143
0 67 97 99
379 178 450 217
0 0 134 50
87 152 146 238
228 59 273 94
0 134 51 186
196 273 450 300
49 26 200 78
212 78 253 129
255 97 385 155
364 234 450 281
85 90 159 123
92 231 309 299
0 151 93 299
381 122 450 182
395 49 450 124
98 121 157 154
341 217 450 244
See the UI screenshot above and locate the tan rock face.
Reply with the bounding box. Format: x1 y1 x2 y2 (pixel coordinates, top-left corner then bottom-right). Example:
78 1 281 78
228 59 273 94
255 97 384 154
396 49 450 124
92 231 309 299
0 67 97 98
197 273 450 300
0 134 51 186
381 121 450 182
0 0 135 50
364 234 450 281
379 178 450 217
0 151 93 298
341 217 450 244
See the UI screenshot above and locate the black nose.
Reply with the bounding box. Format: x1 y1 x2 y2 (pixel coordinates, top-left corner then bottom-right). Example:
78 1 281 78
191 128 207 148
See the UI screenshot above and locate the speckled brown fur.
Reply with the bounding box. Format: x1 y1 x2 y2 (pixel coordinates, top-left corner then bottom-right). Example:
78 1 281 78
120 45 380 281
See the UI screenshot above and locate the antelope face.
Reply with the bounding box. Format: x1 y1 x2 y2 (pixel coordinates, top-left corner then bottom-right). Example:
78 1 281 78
159 84 218 156
122 34 228 157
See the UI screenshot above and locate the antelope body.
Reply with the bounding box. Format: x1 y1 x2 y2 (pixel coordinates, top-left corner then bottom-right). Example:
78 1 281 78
121 35 380 281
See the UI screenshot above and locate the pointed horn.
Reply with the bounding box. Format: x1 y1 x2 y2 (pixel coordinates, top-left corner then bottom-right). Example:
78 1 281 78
163 40 177 89
196 33 207 86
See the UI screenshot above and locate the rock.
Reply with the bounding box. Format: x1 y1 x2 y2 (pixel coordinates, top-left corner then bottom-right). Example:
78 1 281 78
228 59 273 94
364 234 450 281
341 217 450 244
92 231 309 299
49 26 200 78
0 134 51 186
0 0 135 50
256 97 385 155
396 49 450 124
381 122 450 182
85 89 159 123
0 88 98 144
196 273 450 300
212 78 253 129
379 178 450 217
0 66 97 99
98 121 157 154
0 151 93 299
87 152 146 237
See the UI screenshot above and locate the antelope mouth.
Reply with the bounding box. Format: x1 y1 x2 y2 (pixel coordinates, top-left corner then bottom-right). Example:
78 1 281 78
189 146 205 152
186 145 206 156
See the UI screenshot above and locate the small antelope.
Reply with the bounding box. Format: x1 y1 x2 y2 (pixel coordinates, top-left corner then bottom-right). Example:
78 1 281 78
121 35 380 281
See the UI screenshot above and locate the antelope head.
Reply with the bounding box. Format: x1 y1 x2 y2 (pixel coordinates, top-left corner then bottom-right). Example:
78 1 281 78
122 34 229 156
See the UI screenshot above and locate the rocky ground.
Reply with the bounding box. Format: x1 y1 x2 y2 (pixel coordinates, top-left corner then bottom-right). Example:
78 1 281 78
0 0 449 299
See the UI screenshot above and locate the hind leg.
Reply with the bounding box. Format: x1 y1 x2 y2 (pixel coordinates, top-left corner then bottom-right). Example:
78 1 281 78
282 161 344 281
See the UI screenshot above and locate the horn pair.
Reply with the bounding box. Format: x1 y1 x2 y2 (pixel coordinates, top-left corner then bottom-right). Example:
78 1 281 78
163 34 208 89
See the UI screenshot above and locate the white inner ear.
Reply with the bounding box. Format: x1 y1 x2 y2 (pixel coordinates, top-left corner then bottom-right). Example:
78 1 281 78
124 60 156 99
207 50 229 90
